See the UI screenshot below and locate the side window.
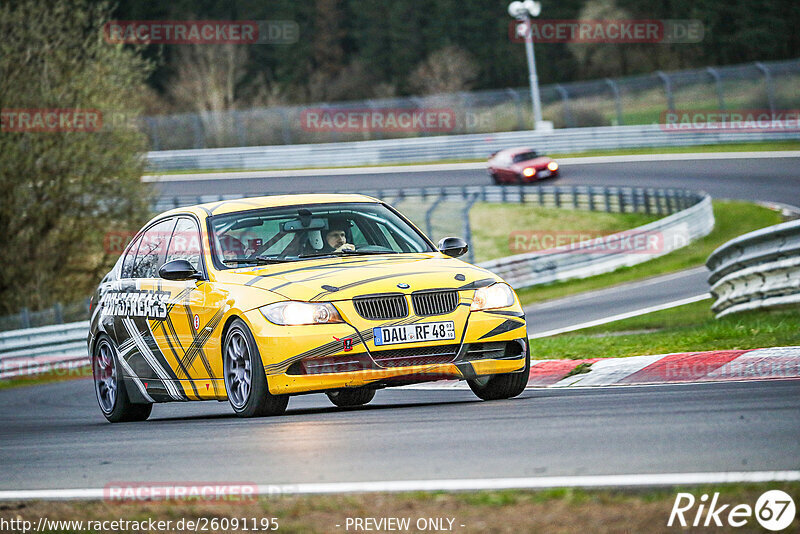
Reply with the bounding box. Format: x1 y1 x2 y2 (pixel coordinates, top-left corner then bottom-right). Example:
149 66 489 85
166 217 202 271
132 218 175 279
120 234 143 279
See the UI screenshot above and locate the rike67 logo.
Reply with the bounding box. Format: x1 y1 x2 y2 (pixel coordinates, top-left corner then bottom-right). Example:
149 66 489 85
668 490 796 530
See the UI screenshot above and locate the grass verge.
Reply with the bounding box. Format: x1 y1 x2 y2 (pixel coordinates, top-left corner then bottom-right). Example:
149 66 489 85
144 140 800 175
2 482 797 533
516 200 783 306
469 204 658 263
529 299 800 360
0 367 91 390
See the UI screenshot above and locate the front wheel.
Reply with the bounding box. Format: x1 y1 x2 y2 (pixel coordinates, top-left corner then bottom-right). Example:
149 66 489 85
224 319 289 418
92 336 152 423
467 352 530 401
326 388 376 407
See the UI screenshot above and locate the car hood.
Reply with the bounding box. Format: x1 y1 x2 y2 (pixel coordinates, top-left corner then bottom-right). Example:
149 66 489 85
215 253 500 302
510 156 552 170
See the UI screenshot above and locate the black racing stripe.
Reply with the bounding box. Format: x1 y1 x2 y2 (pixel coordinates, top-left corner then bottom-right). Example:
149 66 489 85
261 314 433 375
133 315 183 384
483 310 525 318
181 307 225 373
244 256 419 288
457 278 496 290
478 319 525 340
180 296 224 396
309 271 430 301
159 321 200 398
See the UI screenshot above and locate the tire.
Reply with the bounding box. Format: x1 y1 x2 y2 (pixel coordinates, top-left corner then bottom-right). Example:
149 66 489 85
490 172 500 185
223 318 289 418
467 351 530 401
326 388 376 407
92 335 152 423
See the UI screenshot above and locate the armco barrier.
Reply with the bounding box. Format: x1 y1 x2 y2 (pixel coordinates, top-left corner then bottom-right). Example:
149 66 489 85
146 123 800 171
707 219 800 317
3 185 713 377
0 321 89 379
478 189 713 288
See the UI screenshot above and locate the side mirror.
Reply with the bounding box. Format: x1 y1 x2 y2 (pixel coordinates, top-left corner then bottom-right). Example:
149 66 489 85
437 237 469 258
159 259 203 281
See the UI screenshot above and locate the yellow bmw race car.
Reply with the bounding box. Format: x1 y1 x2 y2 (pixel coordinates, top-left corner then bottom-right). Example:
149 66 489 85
89 194 529 422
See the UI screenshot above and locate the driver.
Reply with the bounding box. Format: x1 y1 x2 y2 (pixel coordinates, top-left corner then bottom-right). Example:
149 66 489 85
323 219 355 253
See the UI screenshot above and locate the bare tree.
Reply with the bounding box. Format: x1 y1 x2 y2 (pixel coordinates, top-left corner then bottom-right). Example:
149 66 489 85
568 0 666 78
409 46 479 95
169 44 249 113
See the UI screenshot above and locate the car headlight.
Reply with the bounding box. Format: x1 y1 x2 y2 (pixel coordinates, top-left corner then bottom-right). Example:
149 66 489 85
471 283 515 311
260 301 343 325
522 167 535 177
547 161 559 171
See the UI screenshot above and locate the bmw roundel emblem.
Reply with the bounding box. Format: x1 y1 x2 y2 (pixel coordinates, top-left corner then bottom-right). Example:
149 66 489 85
397 283 410 289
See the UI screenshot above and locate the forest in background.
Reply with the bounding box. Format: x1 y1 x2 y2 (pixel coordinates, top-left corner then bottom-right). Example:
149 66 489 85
105 0 800 115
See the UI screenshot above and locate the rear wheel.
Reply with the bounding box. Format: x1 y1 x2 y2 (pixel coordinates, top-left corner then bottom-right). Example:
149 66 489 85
93 336 152 423
467 352 530 401
326 388 376 407
490 172 500 185
224 319 289 418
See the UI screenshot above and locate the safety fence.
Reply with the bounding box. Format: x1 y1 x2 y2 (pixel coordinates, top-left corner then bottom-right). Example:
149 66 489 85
0 321 90 379
146 123 800 172
141 59 800 151
707 219 800 317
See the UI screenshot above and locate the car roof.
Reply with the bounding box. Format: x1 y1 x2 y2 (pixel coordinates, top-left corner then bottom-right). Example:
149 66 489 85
493 146 538 158
153 193 382 222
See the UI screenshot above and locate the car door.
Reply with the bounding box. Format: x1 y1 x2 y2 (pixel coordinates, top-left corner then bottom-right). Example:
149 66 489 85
154 216 228 399
108 217 181 402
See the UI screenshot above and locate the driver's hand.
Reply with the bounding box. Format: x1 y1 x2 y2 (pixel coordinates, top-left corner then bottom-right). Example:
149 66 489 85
336 243 356 252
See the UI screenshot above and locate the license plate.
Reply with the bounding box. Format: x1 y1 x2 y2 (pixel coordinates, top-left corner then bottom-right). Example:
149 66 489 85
373 321 455 346
537 169 551 178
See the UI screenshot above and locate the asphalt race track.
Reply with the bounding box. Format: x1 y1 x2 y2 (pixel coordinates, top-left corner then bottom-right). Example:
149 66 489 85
523 267 709 336
1 378 798 490
151 156 800 206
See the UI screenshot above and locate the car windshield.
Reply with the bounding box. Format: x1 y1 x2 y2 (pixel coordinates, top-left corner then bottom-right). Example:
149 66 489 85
209 202 434 269
512 151 538 163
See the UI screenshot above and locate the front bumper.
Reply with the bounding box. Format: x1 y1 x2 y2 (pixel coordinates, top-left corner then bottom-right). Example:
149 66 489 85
245 293 528 396
265 346 527 395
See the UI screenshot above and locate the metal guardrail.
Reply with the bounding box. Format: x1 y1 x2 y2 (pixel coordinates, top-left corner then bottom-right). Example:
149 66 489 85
707 219 800 317
3 184 712 378
0 321 89 379
478 189 713 288
146 123 800 171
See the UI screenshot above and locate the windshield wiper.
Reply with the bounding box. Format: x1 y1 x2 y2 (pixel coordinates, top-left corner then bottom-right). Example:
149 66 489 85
298 249 396 259
222 256 293 265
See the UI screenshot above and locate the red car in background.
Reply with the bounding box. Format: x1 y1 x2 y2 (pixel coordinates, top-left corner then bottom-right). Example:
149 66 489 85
488 147 559 184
